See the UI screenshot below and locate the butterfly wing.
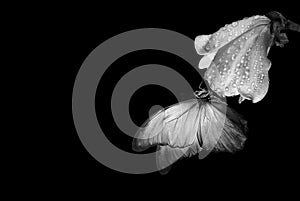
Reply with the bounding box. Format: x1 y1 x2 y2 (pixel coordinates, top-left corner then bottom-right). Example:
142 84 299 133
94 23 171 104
132 99 203 171
132 96 247 173
132 99 201 150
199 100 247 152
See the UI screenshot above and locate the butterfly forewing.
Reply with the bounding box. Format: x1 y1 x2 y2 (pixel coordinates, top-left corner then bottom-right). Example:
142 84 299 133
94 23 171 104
132 99 201 152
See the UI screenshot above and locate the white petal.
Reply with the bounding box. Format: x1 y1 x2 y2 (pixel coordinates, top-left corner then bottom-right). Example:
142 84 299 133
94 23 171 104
198 52 217 69
194 34 212 55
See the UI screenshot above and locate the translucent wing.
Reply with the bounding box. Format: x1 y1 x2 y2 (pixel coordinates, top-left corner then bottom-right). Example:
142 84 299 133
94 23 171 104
132 96 247 174
132 99 202 172
202 100 247 152
198 98 246 152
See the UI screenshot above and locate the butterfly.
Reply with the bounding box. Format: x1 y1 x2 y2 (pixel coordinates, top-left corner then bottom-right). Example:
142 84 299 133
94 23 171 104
132 12 299 174
132 86 247 174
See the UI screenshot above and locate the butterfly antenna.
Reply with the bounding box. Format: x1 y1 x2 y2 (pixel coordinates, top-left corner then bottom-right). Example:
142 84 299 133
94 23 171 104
194 81 206 98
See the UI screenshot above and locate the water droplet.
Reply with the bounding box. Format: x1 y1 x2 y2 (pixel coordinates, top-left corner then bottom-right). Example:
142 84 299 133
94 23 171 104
231 54 236 60
232 22 238 27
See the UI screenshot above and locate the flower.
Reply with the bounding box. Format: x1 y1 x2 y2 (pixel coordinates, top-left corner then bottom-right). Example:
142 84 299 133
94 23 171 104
195 15 274 103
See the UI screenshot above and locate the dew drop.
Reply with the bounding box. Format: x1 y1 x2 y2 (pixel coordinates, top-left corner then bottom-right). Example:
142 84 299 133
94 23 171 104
232 21 238 27
232 54 237 60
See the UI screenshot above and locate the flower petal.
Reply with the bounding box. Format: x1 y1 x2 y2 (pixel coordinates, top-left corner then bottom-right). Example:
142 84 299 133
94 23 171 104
197 15 273 103
194 15 270 55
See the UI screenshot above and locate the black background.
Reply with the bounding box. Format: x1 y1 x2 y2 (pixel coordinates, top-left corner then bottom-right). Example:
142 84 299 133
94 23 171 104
45 4 300 192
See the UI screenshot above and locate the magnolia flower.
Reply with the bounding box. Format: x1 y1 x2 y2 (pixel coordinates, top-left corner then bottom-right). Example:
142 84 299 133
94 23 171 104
195 12 300 103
